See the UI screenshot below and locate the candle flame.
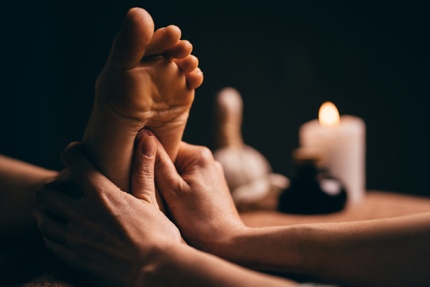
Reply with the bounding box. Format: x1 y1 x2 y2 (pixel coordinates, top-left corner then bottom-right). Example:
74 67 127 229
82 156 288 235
319 102 340 127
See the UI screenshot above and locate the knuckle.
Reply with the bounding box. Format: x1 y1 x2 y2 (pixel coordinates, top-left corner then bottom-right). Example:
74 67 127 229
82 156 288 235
141 164 154 178
195 146 214 163
195 145 210 157
135 162 154 182
170 181 188 198
214 161 224 172
96 181 118 202
61 142 77 162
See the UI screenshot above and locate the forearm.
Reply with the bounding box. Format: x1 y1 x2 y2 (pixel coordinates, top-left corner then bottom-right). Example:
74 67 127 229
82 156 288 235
209 225 307 275
0 155 58 234
214 213 430 287
139 243 297 287
304 213 430 287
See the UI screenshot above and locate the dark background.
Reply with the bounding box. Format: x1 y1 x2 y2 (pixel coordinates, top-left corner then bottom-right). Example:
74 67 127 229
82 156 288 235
1 1 429 197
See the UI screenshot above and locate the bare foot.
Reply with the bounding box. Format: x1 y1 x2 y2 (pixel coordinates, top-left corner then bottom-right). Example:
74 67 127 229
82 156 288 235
82 7 204 191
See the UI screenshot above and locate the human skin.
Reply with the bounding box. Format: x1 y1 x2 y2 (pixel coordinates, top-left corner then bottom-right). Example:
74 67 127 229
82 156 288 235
34 133 296 287
152 136 430 287
0 154 58 235
35 130 430 287
82 7 203 192
6 133 430 286
0 6 203 235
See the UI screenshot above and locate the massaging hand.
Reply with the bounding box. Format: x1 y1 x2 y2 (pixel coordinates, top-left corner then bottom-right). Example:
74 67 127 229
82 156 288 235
152 134 246 253
34 131 181 287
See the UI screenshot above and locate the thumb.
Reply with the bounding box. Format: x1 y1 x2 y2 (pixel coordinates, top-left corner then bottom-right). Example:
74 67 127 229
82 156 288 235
154 138 187 201
131 129 158 205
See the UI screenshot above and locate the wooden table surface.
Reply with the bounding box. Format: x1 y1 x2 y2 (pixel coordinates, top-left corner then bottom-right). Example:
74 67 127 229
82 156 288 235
2 190 430 287
241 190 430 227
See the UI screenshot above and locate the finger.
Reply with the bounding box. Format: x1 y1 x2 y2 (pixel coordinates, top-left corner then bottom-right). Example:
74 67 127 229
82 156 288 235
61 142 120 199
43 236 76 267
34 209 69 246
131 129 158 204
43 236 104 285
107 7 155 69
36 182 78 220
50 171 84 199
153 137 186 198
176 141 215 170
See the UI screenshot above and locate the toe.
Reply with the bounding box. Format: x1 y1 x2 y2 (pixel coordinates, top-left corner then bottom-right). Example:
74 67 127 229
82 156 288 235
144 25 182 57
107 7 155 69
174 55 199 73
185 68 204 89
164 40 193 59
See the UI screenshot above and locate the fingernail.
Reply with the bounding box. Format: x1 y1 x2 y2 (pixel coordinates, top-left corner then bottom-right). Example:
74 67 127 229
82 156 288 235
141 130 155 157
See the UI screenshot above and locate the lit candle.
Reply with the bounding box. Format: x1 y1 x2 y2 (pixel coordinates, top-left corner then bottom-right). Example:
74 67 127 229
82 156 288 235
299 102 366 205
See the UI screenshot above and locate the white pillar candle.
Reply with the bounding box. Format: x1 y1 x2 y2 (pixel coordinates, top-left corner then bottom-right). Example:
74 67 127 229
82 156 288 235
299 102 366 205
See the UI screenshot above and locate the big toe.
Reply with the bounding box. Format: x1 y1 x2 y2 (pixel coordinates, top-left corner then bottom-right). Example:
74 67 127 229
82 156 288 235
107 7 155 69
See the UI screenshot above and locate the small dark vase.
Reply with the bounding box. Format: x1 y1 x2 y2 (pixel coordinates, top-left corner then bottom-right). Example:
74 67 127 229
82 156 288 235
278 148 347 214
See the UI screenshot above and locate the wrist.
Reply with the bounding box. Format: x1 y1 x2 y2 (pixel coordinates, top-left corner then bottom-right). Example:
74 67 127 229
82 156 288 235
133 236 297 287
200 224 251 263
134 242 185 287
208 225 309 274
